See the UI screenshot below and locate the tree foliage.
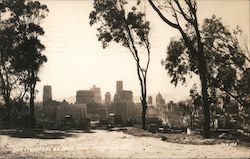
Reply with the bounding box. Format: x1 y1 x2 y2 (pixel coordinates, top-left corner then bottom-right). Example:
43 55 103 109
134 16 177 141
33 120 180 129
163 15 250 110
0 0 48 122
90 0 151 129
90 0 150 49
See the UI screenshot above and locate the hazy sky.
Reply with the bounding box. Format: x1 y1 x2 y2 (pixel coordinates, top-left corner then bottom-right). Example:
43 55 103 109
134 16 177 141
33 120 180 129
36 0 250 103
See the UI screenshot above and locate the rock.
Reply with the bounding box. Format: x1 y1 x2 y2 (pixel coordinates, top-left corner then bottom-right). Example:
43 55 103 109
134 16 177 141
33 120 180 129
161 135 167 141
219 133 233 139
219 133 226 138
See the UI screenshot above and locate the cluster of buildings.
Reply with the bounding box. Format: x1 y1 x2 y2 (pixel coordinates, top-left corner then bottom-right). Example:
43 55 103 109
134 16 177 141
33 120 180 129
39 81 187 128
38 80 181 128
36 80 244 129
40 84 106 127
38 81 145 127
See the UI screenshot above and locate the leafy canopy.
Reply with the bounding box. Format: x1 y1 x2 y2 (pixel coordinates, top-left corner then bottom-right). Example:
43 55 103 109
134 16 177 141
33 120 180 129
163 15 250 107
89 0 150 49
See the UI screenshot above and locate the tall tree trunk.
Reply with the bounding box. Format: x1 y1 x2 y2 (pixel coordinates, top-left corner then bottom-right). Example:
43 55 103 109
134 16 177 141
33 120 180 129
194 10 210 138
29 71 36 118
199 64 210 138
138 73 148 130
141 98 147 130
196 36 210 137
6 98 11 124
135 61 148 130
0 73 11 124
29 83 36 128
30 87 35 118
4 89 11 124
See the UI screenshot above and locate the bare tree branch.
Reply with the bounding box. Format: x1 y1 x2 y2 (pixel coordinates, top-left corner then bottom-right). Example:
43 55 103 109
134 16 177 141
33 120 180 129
148 0 179 29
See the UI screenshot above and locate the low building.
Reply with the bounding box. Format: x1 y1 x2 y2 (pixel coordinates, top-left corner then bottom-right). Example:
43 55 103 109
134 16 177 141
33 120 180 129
43 100 61 121
71 103 87 120
96 107 108 120
43 99 87 127
147 106 157 118
148 96 153 105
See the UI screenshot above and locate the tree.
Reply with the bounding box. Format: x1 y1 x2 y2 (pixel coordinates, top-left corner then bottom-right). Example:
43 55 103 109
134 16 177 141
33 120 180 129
0 0 48 122
148 0 210 137
10 0 48 119
164 16 250 109
0 2 21 123
89 0 151 129
0 22 29 123
162 15 250 131
203 17 250 110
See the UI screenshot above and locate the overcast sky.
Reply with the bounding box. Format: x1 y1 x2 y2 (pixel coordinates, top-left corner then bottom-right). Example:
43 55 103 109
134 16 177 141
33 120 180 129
36 0 250 103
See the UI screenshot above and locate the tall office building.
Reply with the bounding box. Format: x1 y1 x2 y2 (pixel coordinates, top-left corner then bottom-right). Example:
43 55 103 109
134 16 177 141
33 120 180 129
105 92 111 105
156 92 165 108
116 81 123 93
122 91 133 103
148 96 153 105
90 85 101 103
76 90 95 104
43 85 52 104
112 81 135 118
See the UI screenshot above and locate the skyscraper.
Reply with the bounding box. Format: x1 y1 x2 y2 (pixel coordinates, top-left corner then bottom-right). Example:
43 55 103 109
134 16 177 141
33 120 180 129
90 85 101 103
156 92 165 108
113 81 135 118
116 81 123 93
43 85 52 104
121 91 133 103
105 92 111 105
148 96 153 105
76 90 95 104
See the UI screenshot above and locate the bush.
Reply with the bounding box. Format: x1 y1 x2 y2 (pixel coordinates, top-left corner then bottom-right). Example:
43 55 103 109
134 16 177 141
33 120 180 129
79 118 90 130
18 114 36 128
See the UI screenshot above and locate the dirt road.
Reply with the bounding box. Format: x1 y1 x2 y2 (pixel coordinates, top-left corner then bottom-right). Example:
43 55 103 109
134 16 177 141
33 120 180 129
0 130 249 158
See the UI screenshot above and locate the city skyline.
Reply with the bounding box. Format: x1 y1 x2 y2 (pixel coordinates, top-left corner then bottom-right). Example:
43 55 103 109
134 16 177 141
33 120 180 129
36 0 249 103
41 81 170 105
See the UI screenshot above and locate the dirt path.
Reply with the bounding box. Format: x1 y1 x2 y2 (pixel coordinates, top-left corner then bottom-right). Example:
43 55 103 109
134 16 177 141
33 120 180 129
0 130 249 158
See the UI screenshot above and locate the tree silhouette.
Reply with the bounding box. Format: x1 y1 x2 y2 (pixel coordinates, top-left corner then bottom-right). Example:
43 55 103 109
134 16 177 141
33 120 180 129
11 0 48 119
89 0 151 130
0 0 48 122
148 0 210 138
0 24 18 123
163 16 250 112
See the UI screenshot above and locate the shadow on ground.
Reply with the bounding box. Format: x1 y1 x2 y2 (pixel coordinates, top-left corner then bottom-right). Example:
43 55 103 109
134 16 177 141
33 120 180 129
0 129 95 139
